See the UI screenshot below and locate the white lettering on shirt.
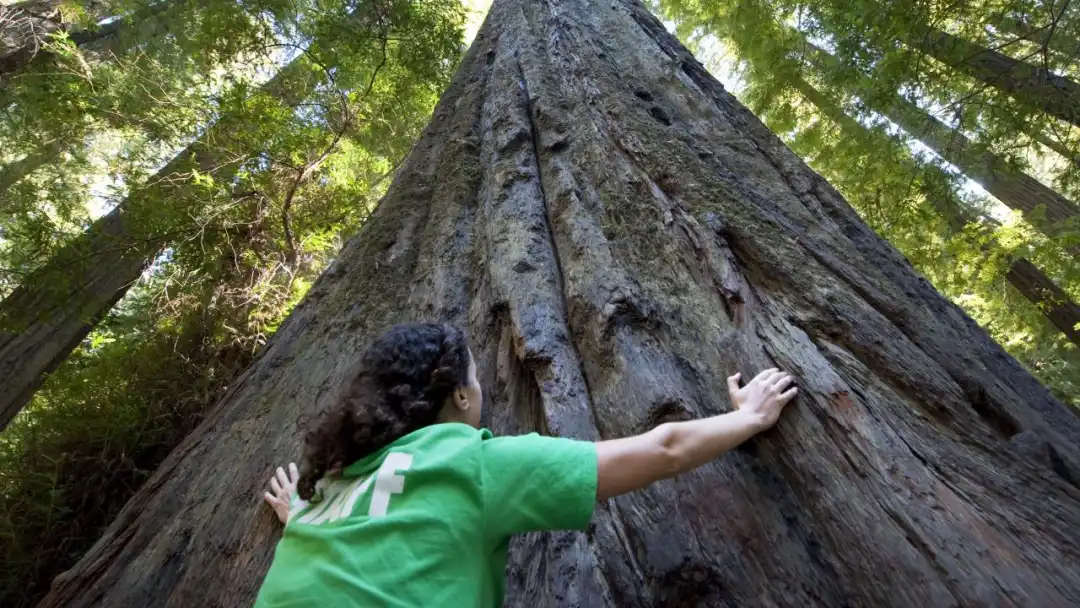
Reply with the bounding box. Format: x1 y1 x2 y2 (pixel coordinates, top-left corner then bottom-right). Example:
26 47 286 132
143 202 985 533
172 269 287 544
291 452 413 525
369 452 413 517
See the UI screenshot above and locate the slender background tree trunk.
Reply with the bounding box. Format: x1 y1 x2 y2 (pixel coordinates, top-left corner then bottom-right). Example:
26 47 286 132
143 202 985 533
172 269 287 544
878 95 1080 229
794 77 1080 346
995 17 1080 63
41 1 1080 606
803 45 1080 242
0 139 63 195
920 28 1080 128
1006 258 1080 344
0 206 151 430
0 56 322 431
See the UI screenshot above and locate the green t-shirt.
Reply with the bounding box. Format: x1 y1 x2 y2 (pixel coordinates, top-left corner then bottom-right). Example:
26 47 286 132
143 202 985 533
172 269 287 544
253 423 597 607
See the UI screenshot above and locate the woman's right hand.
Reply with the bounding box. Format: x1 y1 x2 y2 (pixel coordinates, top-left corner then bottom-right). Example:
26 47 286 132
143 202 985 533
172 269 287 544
726 368 797 431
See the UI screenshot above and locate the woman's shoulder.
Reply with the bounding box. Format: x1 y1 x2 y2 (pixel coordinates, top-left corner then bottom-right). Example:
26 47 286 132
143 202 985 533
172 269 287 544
388 422 495 453
340 424 491 478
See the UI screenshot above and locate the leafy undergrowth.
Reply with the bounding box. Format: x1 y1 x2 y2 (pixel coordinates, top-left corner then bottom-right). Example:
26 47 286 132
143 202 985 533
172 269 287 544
0 294 259 606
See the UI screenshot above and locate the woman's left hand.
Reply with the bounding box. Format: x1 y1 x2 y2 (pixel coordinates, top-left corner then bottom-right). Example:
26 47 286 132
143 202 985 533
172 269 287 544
264 462 299 525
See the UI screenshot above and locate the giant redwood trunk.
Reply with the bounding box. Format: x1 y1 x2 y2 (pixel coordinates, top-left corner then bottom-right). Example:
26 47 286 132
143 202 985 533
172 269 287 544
0 57 322 431
41 1 1080 606
794 77 1080 347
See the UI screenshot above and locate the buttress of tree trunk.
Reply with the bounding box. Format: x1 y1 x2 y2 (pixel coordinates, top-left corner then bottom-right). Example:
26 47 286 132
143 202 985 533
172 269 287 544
794 75 1080 347
0 56 322 431
42 1 1080 606
921 28 1080 129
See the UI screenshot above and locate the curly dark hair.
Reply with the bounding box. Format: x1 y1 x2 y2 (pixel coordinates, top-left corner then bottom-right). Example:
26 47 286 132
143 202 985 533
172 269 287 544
296 322 472 500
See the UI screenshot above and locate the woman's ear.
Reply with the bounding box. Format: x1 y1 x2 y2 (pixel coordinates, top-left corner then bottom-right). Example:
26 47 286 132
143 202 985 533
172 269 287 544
454 387 470 411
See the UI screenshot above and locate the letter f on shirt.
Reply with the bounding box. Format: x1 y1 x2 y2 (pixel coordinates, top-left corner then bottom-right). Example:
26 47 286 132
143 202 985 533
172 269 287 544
370 452 413 517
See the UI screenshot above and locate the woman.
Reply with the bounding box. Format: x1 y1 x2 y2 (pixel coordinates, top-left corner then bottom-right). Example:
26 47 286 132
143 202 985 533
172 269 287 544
255 322 796 607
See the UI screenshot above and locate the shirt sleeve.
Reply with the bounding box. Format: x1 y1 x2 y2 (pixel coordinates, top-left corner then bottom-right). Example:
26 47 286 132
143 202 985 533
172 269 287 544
480 432 597 542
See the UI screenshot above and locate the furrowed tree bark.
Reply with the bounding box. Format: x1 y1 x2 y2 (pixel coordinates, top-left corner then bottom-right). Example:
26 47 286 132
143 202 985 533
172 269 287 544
42 0 1080 606
919 27 1080 128
803 44 1080 244
795 76 1080 346
0 56 322 431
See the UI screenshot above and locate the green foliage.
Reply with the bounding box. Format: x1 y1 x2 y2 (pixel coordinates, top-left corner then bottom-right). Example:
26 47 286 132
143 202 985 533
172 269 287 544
0 287 258 604
0 0 466 605
657 0 1080 405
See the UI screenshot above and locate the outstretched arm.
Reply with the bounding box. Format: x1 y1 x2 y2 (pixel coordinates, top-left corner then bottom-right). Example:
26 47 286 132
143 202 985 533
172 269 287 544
595 368 796 502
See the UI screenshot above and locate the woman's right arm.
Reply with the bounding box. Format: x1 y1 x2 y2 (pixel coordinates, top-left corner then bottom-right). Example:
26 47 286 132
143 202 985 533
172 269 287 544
594 369 797 502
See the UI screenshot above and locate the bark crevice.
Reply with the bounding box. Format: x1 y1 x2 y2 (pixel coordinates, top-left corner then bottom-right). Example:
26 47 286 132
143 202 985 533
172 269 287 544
508 27 603 440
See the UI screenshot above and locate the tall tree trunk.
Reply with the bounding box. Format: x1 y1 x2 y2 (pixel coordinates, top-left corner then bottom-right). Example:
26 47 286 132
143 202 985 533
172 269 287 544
795 77 1080 346
1031 130 1080 169
40 1 1080 606
994 16 1080 63
0 138 64 195
877 91 1080 241
0 56 322 431
804 43 1080 244
1006 258 1080 344
0 206 151 428
919 27 1080 128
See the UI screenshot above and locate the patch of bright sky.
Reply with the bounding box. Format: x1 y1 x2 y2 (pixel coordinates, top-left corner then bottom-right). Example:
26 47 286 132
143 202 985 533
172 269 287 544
462 0 494 47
